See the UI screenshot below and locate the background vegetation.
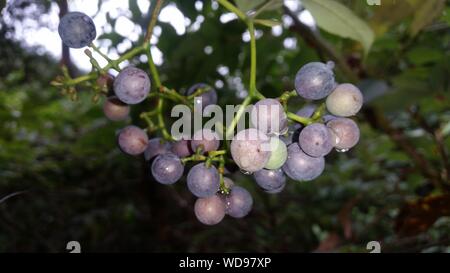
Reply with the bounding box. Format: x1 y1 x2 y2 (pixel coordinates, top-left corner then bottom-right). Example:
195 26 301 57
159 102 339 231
0 0 449 252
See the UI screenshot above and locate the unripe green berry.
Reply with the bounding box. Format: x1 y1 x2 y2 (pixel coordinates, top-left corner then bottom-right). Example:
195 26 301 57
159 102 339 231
326 83 363 117
264 137 287 170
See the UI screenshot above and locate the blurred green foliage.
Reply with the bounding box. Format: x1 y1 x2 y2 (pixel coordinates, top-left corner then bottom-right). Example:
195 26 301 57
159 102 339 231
0 0 449 252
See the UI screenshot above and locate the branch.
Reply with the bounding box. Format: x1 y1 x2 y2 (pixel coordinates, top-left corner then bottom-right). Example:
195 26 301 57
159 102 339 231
144 0 164 45
0 191 27 204
364 107 445 191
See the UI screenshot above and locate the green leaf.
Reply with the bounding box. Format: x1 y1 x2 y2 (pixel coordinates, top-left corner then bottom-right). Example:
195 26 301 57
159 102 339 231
254 19 281 27
409 0 446 37
253 0 283 17
235 0 265 13
369 0 417 36
302 0 375 55
406 47 444 66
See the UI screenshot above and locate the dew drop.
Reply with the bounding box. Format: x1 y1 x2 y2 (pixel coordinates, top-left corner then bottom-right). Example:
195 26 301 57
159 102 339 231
335 147 349 153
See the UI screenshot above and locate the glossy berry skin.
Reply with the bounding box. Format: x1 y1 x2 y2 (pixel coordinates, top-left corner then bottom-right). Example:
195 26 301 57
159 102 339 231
194 195 226 225
254 168 286 193
265 183 285 194
294 62 336 100
151 153 184 185
225 186 253 218
323 114 338 123
298 123 333 157
114 67 151 105
117 125 148 156
103 96 129 121
187 83 218 109
327 118 360 150
171 139 192 158
264 137 288 170
187 163 220 198
58 12 96 48
282 143 325 181
250 98 287 135
326 83 363 117
190 129 220 154
144 138 171 161
230 128 271 173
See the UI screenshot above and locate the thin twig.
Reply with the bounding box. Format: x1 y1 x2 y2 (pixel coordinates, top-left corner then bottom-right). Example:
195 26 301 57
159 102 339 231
144 0 164 44
0 191 27 204
364 107 444 190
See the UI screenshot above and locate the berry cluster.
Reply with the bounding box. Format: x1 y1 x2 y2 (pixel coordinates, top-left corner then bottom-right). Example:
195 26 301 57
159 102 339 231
56 10 363 226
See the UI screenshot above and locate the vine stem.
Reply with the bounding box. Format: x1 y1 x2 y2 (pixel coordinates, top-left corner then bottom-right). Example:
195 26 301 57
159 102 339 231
142 0 173 140
157 98 173 140
286 103 326 126
287 112 313 126
89 43 120 71
63 45 146 86
216 0 246 21
181 151 226 164
144 0 164 45
311 103 326 120
225 96 252 139
217 0 262 139
208 150 226 157
248 20 257 97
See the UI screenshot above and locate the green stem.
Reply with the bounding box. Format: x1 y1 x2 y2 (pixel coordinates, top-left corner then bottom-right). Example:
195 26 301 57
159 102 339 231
105 45 144 71
208 150 226 157
181 154 223 164
157 99 173 141
287 112 313 126
181 154 206 164
218 156 230 194
65 74 96 85
160 86 189 104
216 0 247 21
145 46 162 87
141 114 157 132
63 45 145 86
311 103 326 121
248 20 257 97
144 0 165 45
279 90 297 102
254 89 265 100
89 43 121 71
225 96 253 139
216 0 263 140
187 86 212 99
90 43 112 62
